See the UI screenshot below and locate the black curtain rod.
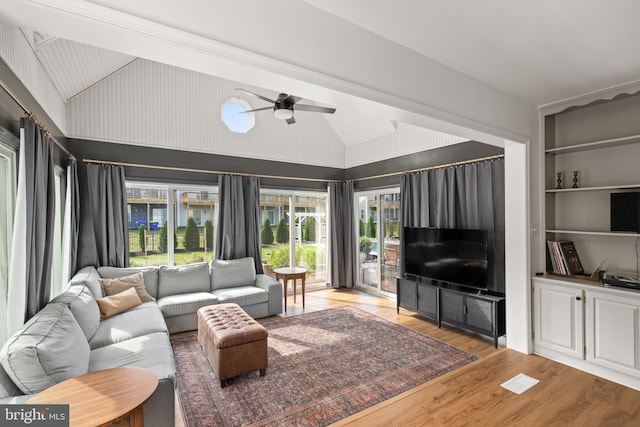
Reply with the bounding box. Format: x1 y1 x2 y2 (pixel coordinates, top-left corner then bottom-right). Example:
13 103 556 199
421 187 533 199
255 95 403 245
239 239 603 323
0 78 76 160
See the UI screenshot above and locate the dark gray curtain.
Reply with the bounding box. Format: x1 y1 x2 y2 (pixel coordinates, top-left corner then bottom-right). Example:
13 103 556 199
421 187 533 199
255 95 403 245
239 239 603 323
77 163 129 269
66 160 80 276
328 181 358 288
21 118 55 320
216 174 263 273
401 158 505 293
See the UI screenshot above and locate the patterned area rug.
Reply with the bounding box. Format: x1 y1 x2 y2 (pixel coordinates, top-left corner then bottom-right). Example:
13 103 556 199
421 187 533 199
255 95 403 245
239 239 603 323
172 306 477 427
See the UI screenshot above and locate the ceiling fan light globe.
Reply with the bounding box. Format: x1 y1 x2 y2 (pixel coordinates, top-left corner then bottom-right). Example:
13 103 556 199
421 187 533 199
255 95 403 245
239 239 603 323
274 108 294 120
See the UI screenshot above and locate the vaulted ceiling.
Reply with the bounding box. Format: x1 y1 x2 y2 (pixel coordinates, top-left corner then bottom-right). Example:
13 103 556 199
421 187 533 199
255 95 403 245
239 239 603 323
1 1 638 168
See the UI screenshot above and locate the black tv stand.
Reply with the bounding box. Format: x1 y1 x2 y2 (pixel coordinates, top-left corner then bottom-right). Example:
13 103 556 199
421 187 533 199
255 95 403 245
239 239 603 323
396 276 506 348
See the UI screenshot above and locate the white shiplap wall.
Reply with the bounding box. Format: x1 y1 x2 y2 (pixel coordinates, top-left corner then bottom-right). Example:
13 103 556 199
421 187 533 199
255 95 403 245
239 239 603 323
0 23 66 133
344 125 467 168
36 37 135 101
66 59 346 168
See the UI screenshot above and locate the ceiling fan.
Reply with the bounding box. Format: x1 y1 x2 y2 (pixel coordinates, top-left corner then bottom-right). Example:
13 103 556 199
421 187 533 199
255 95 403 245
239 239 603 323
235 88 336 124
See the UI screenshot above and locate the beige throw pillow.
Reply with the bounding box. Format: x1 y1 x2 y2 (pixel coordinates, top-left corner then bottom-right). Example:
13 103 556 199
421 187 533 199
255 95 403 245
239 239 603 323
95 287 142 319
99 272 155 302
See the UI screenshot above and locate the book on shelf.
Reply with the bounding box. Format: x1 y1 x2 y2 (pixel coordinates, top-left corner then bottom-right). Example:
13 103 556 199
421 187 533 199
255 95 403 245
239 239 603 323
546 240 584 275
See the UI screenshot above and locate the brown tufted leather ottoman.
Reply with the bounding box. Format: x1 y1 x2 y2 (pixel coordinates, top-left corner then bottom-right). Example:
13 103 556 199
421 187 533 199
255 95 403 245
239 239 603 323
197 303 268 387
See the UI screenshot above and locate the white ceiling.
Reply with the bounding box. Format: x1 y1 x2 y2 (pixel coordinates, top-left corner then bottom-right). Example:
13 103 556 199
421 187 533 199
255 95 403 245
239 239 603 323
304 0 640 106
2 0 639 150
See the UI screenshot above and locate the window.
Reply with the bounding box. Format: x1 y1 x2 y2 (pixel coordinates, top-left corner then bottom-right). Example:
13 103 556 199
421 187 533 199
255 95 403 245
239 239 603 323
221 98 255 133
127 183 218 266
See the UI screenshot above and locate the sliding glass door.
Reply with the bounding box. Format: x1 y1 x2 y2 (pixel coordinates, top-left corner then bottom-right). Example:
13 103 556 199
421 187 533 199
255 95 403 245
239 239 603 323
356 189 400 295
260 190 327 285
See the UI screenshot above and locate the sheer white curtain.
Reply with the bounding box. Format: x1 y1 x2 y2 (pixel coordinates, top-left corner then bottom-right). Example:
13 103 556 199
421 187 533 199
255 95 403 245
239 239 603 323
0 143 16 345
6 126 27 337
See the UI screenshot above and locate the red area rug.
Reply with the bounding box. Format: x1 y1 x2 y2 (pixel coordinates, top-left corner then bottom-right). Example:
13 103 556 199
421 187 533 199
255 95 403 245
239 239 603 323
172 305 477 427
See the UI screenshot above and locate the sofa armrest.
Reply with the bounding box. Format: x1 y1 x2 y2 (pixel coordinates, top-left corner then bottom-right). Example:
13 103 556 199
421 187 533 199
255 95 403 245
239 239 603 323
255 274 283 315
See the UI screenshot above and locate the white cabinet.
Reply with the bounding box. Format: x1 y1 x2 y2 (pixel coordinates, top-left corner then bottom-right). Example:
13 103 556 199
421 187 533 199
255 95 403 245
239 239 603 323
586 289 640 376
533 278 584 359
533 276 640 390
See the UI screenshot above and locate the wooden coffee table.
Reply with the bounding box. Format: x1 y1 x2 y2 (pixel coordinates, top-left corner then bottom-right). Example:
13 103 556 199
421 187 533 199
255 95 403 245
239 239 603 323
28 367 157 427
274 267 308 311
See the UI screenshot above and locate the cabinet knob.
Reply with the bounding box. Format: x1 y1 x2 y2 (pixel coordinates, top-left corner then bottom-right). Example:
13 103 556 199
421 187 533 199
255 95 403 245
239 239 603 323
575 296 581 301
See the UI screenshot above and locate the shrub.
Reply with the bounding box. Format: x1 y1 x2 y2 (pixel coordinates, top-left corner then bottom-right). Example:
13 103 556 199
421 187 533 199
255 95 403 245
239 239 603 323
204 220 214 250
137 225 146 252
297 245 318 272
359 236 373 254
261 218 274 245
183 217 200 251
303 217 316 242
366 215 376 238
359 218 365 236
159 221 178 253
276 218 289 244
269 245 290 269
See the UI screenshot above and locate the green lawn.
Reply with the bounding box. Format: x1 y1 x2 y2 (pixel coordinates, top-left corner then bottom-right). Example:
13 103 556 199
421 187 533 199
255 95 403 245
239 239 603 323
129 250 214 267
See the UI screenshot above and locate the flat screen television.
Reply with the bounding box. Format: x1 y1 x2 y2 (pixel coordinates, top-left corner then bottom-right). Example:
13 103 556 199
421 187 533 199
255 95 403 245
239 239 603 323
403 227 489 291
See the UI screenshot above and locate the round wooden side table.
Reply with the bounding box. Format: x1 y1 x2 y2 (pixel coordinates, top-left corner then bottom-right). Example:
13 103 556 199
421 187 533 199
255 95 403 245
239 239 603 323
28 366 157 427
274 267 308 311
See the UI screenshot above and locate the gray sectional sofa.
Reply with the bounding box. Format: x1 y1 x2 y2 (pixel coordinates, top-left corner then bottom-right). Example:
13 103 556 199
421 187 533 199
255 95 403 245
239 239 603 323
0 256 283 427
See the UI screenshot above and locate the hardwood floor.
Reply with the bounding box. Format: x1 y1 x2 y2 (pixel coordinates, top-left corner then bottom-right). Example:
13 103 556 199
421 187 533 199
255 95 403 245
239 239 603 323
173 287 640 426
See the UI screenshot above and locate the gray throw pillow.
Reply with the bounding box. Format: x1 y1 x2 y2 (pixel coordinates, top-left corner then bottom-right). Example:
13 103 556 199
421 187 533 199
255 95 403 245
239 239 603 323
158 262 210 298
0 303 90 394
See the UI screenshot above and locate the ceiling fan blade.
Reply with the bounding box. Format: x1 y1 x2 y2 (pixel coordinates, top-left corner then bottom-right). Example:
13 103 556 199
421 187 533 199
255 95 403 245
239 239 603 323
286 116 296 125
235 88 275 104
293 104 336 114
283 94 303 106
240 106 274 113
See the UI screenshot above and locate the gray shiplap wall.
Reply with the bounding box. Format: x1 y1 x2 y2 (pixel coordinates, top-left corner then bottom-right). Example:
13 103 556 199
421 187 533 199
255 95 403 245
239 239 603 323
68 138 501 192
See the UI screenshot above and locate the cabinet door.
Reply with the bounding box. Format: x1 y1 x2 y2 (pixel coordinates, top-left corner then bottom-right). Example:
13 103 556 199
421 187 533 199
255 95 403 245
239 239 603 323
533 280 584 359
440 290 464 325
397 279 417 311
417 283 437 318
465 296 494 335
586 289 640 377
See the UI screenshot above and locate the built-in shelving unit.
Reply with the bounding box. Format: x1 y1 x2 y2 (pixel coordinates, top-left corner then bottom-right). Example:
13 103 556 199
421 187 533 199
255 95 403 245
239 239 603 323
542 90 640 275
535 86 640 391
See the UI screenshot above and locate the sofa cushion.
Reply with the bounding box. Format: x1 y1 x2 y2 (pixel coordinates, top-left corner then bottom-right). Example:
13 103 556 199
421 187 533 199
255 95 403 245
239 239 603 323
98 266 159 299
0 365 20 399
88 302 168 349
0 303 90 394
100 272 155 302
96 287 142 320
211 286 268 307
158 262 210 298
210 257 256 290
69 266 103 298
89 332 176 384
51 284 101 340
157 292 219 317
